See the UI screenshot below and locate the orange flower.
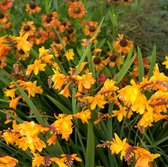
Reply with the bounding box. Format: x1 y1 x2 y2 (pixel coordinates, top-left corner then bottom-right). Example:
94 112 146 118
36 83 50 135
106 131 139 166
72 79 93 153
0 11 11 30
42 11 58 28
25 1 41 14
0 156 18 167
93 56 107 71
76 71 96 92
9 95 22 109
60 82 71 97
104 53 118 68
68 2 86 19
113 34 133 55
83 21 100 37
20 21 36 37
29 28 48 45
0 0 12 11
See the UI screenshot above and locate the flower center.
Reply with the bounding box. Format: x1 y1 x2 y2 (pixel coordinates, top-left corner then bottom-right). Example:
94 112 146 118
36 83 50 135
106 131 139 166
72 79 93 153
74 7 81 14
24 25 31 31
1 0 7 5
119 39 128 47
46 14 52 23
93 57 101 64
35 32 41 38
54 38 60 44
19 49 25 54
0 13 4 19
109 55 117 61
29 2 36 9
89 26 96 32
68 28 74 34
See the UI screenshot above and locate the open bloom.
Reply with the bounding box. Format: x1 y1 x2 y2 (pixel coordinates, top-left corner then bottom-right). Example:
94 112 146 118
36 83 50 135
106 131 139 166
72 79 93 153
134 148 160 167
0 156 18 167
113 34 133 55
83 21 100 37
25 1 41 14
68 2 86 19
26 59 46 76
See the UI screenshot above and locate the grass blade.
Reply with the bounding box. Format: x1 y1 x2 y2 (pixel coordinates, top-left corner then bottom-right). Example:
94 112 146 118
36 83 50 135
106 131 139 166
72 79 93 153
148 45 156 78
85 122 95 167
47 95 71 114
137 47 144 82
115 53 136 83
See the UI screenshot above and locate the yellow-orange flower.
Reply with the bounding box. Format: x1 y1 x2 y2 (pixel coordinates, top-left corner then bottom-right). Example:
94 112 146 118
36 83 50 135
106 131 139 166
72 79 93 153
53 114 73 141
20 21 36 37
20 80 43 97
77 71 96 92
137 106 154 129
162 56 168 69
110 133 130 160
0 156 18 167
52 70 68 90
86 94 107 110
60 154 82 165
25 1 41 14
68 2 86 19
113 34 133 55
134 148 160 167
26 59 46 76
112 106 127 122
32 153 67 167
64 49 75 61
98 79 118 96
118 80 147 114
15 34 33 53
42 11 58 28
39 46 53 64
73 108 91 124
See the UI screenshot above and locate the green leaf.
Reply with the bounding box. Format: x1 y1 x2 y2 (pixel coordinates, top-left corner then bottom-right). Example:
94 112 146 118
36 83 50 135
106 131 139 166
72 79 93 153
85 122 95 167
137 47 144 82
47 95 71 114
115 52 136 83
148 45 156 78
